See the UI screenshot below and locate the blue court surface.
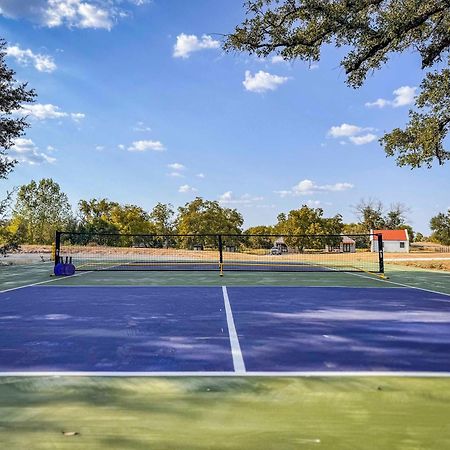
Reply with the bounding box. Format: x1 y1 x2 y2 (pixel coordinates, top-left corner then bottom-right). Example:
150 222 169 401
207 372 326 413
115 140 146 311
0 285 449 375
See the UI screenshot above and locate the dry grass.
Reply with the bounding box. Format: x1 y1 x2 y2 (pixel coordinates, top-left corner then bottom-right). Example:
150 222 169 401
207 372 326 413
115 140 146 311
388 260 450 272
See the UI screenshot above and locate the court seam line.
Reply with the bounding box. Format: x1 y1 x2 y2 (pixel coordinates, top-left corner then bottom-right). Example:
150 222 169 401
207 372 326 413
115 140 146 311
346 271 450 297
0 271 93 294
222 286 246 374
0 371 449 377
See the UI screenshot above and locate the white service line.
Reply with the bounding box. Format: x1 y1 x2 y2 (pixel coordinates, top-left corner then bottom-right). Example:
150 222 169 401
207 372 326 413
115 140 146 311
0 271 93 294
222 286 246 374
0 371 449 378
346 271 450 298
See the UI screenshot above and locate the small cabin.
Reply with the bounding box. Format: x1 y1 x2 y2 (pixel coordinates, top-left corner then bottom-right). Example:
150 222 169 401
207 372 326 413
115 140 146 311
370 229 410 253
325 236 356 253
274 237 289 253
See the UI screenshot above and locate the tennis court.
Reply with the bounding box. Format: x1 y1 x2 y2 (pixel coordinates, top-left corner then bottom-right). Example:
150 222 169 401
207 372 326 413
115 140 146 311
1 263 450 449
1 265 450 375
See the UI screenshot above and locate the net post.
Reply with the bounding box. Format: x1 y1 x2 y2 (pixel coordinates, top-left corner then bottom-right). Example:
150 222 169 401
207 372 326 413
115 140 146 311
377 233 384 274
54 231 61 266
218 234 224 276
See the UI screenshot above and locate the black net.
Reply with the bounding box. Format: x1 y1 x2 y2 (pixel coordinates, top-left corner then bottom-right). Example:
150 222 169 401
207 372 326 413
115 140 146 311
56 232 383 273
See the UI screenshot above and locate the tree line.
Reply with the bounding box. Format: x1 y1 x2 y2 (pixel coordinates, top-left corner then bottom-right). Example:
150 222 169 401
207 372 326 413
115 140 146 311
1 178 450 252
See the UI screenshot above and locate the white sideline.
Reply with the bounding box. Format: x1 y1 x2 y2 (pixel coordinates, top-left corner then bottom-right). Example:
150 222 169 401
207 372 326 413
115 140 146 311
0 271 92 294
346 271 450 298
0 371 449 378
222 286 246 374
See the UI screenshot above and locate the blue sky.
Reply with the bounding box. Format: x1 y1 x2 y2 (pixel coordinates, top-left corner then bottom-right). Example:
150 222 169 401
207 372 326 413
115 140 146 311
0 0 448 233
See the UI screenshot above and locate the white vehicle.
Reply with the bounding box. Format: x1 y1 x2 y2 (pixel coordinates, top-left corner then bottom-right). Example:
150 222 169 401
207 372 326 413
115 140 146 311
269 247 282 255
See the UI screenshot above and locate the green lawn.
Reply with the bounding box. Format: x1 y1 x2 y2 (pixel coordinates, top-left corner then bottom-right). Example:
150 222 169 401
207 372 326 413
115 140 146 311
1 377 449 450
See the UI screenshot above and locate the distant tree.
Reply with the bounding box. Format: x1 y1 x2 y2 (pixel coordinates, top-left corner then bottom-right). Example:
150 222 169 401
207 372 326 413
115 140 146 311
354 199 385 231
384 203 410 229
245 225 274 249
415 232 425 242
110 204 153 235
343 222 372 248
0 39 36 179
77 199 158 246
149 202 175 235
276 205 343 251
77 198 120 236
78 198 118 223
354 200 414 240
399 223 415 242
176 197 244 248
343 222 367 235
430 209 450 245
0 190 20 255
12 179 73 244
225 1 450 168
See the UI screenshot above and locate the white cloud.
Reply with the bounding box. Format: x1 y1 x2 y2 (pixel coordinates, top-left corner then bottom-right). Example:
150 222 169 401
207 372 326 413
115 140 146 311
328 123 364 137
128 0 150 4
133 121 151 132
45 0 112 29
168 162 185 171
6 45 56 72
392 86 417 107
365 86 417 108
173 33 220 58
306 200 322 207
0 0 146 29
196 173 205 178
349 133 377 145
22 103 66 119
365 98 390 108
275 179 354 197
218 191 264 206
95 145 104 151
9 138 56 165
118 144 125 150
243 70 289 93
178 184 197 193
328 123 376 145
127 140 165 152
71 112 85 121
168 172 184 178
309 63 319 70
20 103 84 121
271 55 285 64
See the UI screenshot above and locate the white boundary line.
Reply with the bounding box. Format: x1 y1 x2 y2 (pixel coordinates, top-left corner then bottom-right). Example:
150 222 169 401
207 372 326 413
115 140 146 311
0 371 449 378
345 271 450 297
222 286 246 374
32 284 403 289
0 271 93 294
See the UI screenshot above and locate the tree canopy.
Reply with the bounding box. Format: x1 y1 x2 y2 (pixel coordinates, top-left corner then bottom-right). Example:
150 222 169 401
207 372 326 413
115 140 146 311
0 39 36 179
276 205 344 250
225 0 450 168
176 197 244 247
10 179 73 244
353 199 411 232
430 209 450 245
1 178 442 250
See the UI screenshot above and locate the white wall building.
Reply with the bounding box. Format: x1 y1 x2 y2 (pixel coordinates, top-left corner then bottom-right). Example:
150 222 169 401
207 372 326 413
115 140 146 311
370 229 410 253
